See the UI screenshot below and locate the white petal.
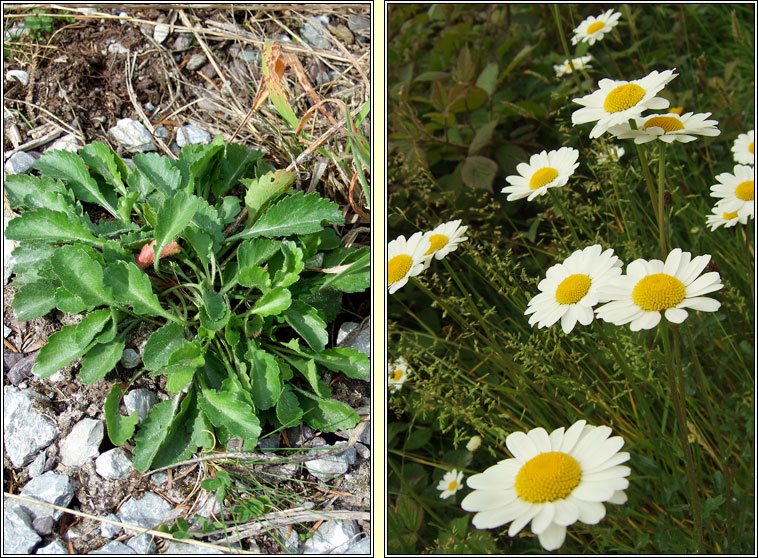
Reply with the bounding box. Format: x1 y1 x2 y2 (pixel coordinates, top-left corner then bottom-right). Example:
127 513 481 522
665 307 688 324
527 427 552 453
531 502 556 535
630 311 661 331
508 504 539 537
584 451 631 473
506 431 539 463
663 248 682 276
537 522 567 551
574 499 607 524
607 490 628 505
686 272 723 296
560 420 587 453
461 489 515 511
549 427 565 451
677 297 721 312
553 498 580 526
570 481 615 502
577 435 625 471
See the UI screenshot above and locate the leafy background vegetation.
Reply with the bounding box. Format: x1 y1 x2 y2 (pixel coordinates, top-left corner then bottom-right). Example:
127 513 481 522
387 4 754 554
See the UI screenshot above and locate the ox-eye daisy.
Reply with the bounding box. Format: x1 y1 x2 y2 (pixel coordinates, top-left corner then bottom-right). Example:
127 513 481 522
732 130 754 165
608 112 721 144
388 357 409 393
554 55 593 78
422 220 468 266
571 9 622 46
438 469 464 499
596 248 723 331
572 69 678 138
596 144 625 165
706 203 751 231
461 420 630 551
388 232 430 294
502 147 579 202
525 245 623 334
709 164 755 219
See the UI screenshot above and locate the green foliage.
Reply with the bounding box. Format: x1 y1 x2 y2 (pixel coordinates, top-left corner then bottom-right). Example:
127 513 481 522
7 138 369 473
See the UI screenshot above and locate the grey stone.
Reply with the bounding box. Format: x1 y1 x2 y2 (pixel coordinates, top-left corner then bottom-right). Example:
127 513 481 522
100 513 122 538
4 324 11 337
6 69 29 85
154 125 169 139
5 151 36 174
237 49 260 64
89 541 137 554
143 101 156 112
175 124 211 147
258 436 281 453
123 389 158 422
186 53 206 71
164 541 226 554
336 321 370 359
4 500 41 554
121 348 141 369
107 118 156 153
347 15 370 32
106 42 129 55
36 540 68 554
117 491 177 535
301 16 331 49
3 386 58 467
126 533 157 554
32 515 55 536
46 133 82 152
354 442 370 460
193 491 222 519
18 471 75 522
95 448 134 480
28 452 47 477
7 351 38 386
153 23 170 44
301 520 360 554
150 471 169 486
286 424 315 447
59 418 104 467
345 535 370 554
304 445 357 482
173 34 193 51
275 526 300 553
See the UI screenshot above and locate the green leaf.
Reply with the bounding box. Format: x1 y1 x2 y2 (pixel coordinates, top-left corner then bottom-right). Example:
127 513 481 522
54 287 91 314
79 338 125 384
461 155 498 191
298 391 359 432
237 238 280 268
246 348 284 410
132 152 182 198
182 227 214 268
5 209 103 247
283 301 328 352
228 192 345 242
250 287 291 316
103 261 176 320
291 345 369 380
142 322 187 371
242 169 296 222
288 357 331 398
34 149 119 219
80 141 129 196
319 247 370 293
276 387 303 427
12 279 59 320
216 144 264 198
476 61 499 96
404 428 433 450
150 388 201 470
5 174 69 210
51 245 113 307
468 120 499 156
198 388 262 442
271 241 304 289
238 266 271 292
32 309 111 379
153 191 202 268
104 384 140 446
199 290 230 332
133 395 183 472
10 242 56 277
151 341 204 394
219 196 242 224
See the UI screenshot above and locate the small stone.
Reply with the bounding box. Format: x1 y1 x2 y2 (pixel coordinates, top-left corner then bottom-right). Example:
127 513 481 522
121 348 141 369
286 424 315 447
6 351 38 386
126 533 156 554
154 125 169 139
118 11 128 23
301 520 360 554
329 23 354 45
192 491 222 519
236 49 260 64
4 151 36 175
186 53 206 71
150 471 169 485
354 442 370 460
32 515 55 536
117 491 177 536
100 513 122 538
301 16 332 49
107 118 156 153
175 124 211 147
154 23 170 44
4 324 11 338
106 42 129 55
258 436 281 453
46 133 82 153
18 471 75 522
95 448 134 480
347 14 370 32
90 541 137 554
3 386 58 467
28 452 47 477
144 101 156 112
345 535 370 554
173 34 193 51
304 444 357 482
4 501 41 554
198 62 216 79
36 540 68 554
59 418 104 467
164 541 226 554
123 389 158 422
6 69 29 85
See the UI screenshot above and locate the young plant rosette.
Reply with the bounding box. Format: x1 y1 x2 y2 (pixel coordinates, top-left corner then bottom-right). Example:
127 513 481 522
388 231 430 294
571 9 622 46
461 420 630 551
595 248 723 331
438 469 465 499
502 147 580 202
525 245 623 334
572 69 678 138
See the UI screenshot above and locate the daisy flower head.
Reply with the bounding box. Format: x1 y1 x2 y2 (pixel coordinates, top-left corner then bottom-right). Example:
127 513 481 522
571 9 622 46
595 248 723 331
525 245 623 334
438 469 464 499
388 231 430 294
596 144 625 165
608 112 721 144
388 357 409 393
706 203 752 231
709 164 755 219
461 420 630 551
466 435 483 453
572 69 678 139
422 219 468 265
732 130 754 165
554 55 593 78
502 147 580 202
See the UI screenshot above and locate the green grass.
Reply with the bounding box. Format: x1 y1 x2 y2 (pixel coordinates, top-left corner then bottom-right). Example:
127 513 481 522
387 4 754 554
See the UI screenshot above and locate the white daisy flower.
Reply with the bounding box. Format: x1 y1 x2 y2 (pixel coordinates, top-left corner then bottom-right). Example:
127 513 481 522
572 69 678 139
706 203 751 231
709 164 755 219
595 248 723 331
571 9 622 46
596 145 625 165
388 357 409 393
732 130 754 165
502 147 580 202
554 55 593 78
461 420 630 552
525 245 623 334
438 469 464 499
466 435 483 453
388 232 430 294
608 112 721 144
421 219 468 266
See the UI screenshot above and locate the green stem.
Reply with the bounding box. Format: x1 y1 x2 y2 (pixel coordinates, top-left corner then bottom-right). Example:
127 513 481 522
634 143 659 223
657 143 669 258
552 5 585 94
548 188 582 244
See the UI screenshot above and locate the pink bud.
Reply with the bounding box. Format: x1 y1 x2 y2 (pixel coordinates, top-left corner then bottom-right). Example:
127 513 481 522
136 240 181 269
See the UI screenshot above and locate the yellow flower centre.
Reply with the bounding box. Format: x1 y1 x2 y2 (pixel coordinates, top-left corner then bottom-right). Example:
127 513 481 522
722 211 738 220
515 452 582 503
425 234 449 255
388 254 413 285
749 141 754 154
632 273 686 311
529 167 559 190
603 83 646 113
670 106 684 115
392 369 404 382
586 20 605 34
735 180 754 201
448 480 458 491
555 274 592 305
642 116 685 133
